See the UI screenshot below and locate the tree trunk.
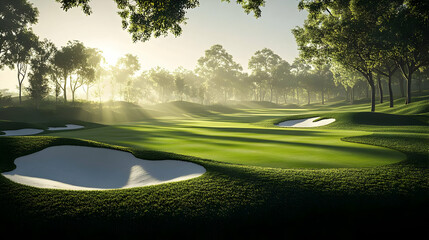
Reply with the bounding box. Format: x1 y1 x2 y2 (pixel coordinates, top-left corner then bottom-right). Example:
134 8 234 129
377 76 383 103
406 73 412 104
369 74 375 112
307 90 310 105
351 86 354 104
345 86 350 102
398 75 405 97
321 89 325 105
17 62 27 104
296 89 300 104
388 75 394 108
398 63 415 104
63 73 68 102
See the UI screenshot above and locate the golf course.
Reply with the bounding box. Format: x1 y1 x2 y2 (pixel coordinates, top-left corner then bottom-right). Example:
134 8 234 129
1 0 428 238
1 95 428 238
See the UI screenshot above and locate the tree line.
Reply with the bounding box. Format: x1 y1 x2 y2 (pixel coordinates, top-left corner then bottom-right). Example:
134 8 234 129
292 0 429 111
1 0 428 110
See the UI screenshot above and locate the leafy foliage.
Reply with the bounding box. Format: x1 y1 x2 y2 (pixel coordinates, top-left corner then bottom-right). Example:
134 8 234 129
56 0 265 42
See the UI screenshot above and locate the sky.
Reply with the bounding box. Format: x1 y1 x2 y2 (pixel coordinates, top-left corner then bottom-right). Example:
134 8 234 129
0 0 308 94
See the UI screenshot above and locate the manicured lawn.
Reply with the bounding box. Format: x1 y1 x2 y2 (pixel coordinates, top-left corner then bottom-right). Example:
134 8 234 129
43 102 427 169
44 118 405 168
0 96 428 238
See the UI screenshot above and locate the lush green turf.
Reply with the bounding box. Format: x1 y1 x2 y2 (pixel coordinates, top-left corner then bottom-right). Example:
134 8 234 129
0 135 427 238
0 94 428 238
43 117 405 168
41 98 429 169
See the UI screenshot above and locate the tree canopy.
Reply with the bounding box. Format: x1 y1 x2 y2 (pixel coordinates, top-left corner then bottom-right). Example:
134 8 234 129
55 0 265 42
0 0 38 69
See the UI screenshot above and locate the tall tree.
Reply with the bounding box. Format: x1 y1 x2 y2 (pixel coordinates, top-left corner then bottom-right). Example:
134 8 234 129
113 54 140 101
332 63 364 104
26 39 57 107
387 0 429 104
83 48 104 100
11 30 39 103
196 44 242 103
53 40 87 102
375 61 398 107
174 76 186 101
293 0 390 112
149 67 174 103
248 48 286 102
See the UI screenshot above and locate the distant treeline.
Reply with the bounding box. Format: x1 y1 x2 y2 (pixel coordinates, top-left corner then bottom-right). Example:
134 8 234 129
1 0 428 111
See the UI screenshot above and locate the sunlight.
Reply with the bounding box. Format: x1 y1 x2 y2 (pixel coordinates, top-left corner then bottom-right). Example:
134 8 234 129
99 47 121 66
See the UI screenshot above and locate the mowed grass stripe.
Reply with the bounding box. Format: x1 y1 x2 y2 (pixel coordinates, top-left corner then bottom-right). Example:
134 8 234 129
45 118 405 168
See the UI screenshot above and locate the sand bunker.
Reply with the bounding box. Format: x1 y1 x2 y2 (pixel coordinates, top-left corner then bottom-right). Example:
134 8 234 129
48 124 84 131
1 145 206 190
277 117 335 127
1 128 44 136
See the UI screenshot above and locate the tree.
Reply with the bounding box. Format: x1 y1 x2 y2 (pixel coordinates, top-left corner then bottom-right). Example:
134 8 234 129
248 48 286 102
53 40 87 102
26 39 57 107
112 54 140 101
10 29 39 103
26 71 49 108
272 60 292 104
332 63 364 104
175 76 186 101
71 66 94 103
375 60 398 107
290 57 311 104
196 44 242 103
387 0 429 104
149 67 174 103
55 0 265 42
312 63 334 105
83 48 104 100
293 0 389 112
173 67 204 102
0 0 38 69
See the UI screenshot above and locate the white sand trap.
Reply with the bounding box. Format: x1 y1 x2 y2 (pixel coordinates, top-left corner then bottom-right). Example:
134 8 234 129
277 117 335 127
1 145 206 190
1 128 44 136
48 124 84 131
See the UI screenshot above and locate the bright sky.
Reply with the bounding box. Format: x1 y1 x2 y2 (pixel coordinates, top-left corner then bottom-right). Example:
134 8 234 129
0 0 307 94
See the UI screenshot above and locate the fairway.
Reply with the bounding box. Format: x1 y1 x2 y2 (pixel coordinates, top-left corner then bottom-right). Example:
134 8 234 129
45 109 405 169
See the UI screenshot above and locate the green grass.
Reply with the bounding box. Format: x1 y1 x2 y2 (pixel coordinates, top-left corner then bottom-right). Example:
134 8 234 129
42 100 427 169
44 118 406 169
0 135 427 238
0 94 428 238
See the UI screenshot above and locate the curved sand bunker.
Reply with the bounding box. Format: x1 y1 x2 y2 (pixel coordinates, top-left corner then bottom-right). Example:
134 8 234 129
1 128 44 136
48 124 84 131
2 145 206 190
277 117 335 128
1 124 84 136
